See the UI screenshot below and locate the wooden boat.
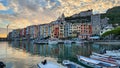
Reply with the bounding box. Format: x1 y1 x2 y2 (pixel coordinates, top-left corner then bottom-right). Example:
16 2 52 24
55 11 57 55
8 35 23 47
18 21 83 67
98 49 120 59
104 49 120 58
90 53 120 65
77 55 119 68
92 52 120 60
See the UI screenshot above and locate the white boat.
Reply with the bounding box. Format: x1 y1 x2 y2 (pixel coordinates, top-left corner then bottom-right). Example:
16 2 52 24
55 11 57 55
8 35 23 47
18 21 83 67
48 38 58 45
75 41 83 44
77 55 119 68
72 38 83 44
90 53 120 65
62 60 70 65
92 51 120 60
62 60 85 68
104 49 120 57
37 60 66 68
64 40 72 44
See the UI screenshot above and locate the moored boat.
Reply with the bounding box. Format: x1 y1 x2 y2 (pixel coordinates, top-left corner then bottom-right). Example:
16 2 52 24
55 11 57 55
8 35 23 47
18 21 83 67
75 41 83 44
62 60 85 68
92 52 120 60
62 60 70 65
90 53 120 65
72 38 84 44
48 38 58 45
34 40 48 44
64 40 72 44
104 49 120 58
37 60 66 68
77 55 119 68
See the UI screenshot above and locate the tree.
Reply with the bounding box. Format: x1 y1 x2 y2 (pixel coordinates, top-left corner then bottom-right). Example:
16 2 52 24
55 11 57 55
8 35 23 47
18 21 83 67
101 27 120 39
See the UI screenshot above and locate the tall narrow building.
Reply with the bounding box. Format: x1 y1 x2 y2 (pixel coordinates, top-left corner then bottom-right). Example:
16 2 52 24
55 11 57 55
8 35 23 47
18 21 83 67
91 14 101 35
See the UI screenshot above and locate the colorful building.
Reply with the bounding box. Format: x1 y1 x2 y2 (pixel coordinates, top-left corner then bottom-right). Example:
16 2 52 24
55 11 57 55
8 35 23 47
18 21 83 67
77 23 92 39
38 24 51 39
9 10 111 40
29 25 39 39
64 22 72 38
26 26 31 40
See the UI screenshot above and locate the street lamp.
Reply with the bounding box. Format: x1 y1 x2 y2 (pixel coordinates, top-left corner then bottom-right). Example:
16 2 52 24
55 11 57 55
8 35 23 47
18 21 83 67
7 24 9 34
5 24 9 59
6 23 14 58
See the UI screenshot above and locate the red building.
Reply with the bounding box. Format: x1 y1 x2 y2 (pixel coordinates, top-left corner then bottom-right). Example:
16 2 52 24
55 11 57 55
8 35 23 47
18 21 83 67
52 24 59 38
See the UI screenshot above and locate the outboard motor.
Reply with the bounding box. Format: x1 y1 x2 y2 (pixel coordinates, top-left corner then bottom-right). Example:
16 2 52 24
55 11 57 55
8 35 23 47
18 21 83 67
41 60 47 65
0 61 6 68
103 48 106 54
100 48 106 54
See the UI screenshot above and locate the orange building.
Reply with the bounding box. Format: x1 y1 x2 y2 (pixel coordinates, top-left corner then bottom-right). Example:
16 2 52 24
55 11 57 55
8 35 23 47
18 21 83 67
72 23 92 39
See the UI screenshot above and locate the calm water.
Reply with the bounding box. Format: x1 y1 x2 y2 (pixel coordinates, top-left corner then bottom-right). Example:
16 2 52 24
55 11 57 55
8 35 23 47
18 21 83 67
0 41 120 68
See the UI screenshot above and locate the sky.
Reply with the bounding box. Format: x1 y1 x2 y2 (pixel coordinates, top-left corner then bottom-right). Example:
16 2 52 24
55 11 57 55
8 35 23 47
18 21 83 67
0 0 120 37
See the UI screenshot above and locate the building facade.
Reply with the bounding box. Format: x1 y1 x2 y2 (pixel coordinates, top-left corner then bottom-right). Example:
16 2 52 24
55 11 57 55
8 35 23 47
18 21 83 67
91 14 101 35
9 10 110 40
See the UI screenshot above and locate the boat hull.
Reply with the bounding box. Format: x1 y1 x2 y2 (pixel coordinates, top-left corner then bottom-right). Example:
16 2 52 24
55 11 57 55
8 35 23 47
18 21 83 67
77 55 119 68
48 41 58 45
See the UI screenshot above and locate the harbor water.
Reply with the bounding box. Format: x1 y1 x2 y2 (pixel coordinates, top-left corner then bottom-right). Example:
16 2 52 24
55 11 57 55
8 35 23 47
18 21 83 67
0 41 120 68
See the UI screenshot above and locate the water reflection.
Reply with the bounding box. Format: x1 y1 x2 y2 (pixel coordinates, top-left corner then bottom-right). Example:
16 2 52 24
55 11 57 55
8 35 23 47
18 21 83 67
1 41 120 68
10 41 92 60
9 41 120 59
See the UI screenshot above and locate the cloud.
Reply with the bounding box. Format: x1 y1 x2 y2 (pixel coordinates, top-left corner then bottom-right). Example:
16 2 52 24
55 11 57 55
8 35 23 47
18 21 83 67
56 0 120 16
0 3 8 10
0 28 12 37
6 18 32 29
0 0 120 30
0 19 10 28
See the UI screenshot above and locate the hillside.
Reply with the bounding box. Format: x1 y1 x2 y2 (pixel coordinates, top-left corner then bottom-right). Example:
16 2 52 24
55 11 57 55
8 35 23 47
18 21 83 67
64 10 92 23
65 16 91 23
101 6 120 24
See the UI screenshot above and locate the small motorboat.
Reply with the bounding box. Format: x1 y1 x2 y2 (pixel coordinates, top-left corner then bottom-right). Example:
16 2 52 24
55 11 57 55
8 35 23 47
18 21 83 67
62 60 85 68
48 38 58 45
62 60 70 65
92 52 120 60
37 60 66 68
90 53 120 65
77 55 119 68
